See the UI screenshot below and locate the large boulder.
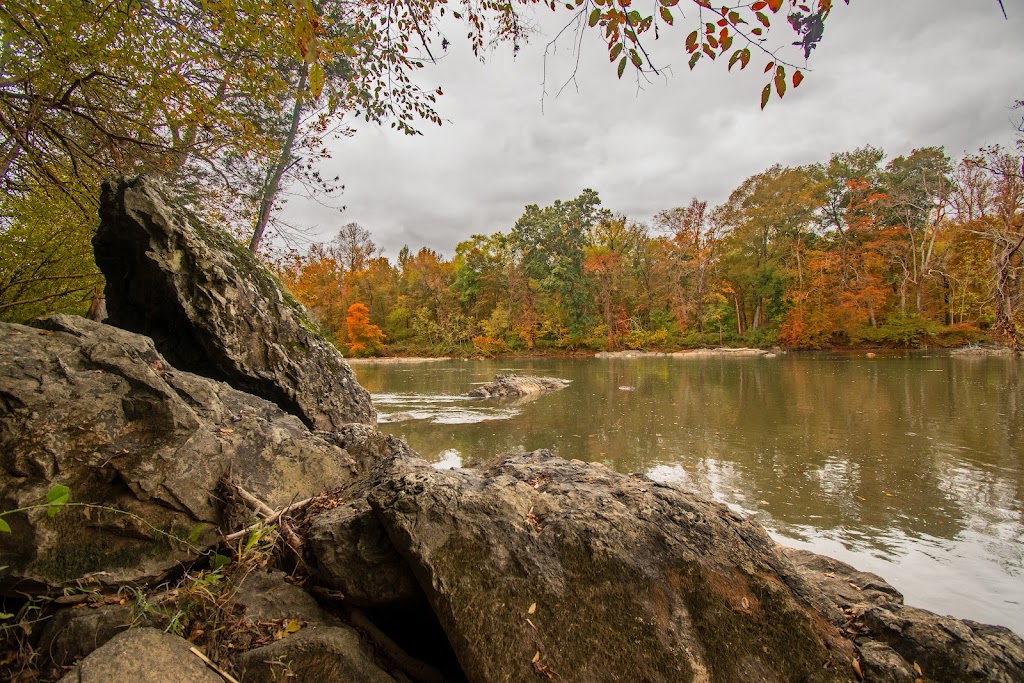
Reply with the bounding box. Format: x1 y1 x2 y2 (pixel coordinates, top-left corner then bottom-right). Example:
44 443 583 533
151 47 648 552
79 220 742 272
93 175 374 430
0 314 357 589
368 450 859 683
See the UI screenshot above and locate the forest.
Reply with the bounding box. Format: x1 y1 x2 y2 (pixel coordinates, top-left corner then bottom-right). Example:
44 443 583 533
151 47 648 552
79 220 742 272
2 1 1022 357
277 142 1024 356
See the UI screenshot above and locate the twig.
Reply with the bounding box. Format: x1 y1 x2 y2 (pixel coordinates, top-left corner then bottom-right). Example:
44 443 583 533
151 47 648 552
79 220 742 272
222 490 313 542
190 645 241 683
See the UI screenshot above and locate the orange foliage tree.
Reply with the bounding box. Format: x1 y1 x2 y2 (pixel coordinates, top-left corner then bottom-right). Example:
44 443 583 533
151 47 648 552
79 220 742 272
346 303 386 356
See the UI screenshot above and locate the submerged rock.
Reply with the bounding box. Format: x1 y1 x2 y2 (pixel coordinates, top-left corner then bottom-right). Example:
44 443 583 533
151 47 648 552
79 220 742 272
467 374 571 399
93 175 374 430
0 315 356 588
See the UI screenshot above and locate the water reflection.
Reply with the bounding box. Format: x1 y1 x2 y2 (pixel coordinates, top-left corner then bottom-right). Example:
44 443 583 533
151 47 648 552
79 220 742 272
353 354 1024 634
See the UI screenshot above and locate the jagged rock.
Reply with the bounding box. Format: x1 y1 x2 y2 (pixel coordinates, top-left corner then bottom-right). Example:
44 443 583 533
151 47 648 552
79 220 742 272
235 625 397 683
307 500 419 607
857 641 917 683
230 570 335 624
57 627 221 683
466 374 571 399
787 546 1024 682
0 315 357 588
368 450 858 683
783 548 904 610
38 604 136 668
855 605 1024 683
93 175 374 430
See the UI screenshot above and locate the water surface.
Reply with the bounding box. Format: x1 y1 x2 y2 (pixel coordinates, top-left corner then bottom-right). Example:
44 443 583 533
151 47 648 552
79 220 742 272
353 353 1024 635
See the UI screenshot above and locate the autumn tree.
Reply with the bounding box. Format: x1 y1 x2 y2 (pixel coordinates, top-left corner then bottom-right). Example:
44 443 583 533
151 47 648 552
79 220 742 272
961 150 1024 345
346 302 386 356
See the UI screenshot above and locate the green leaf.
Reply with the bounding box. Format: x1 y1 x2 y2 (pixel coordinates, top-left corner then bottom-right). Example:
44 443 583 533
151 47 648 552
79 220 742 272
629 49 642 68
617 55 627 78
308 62 325 100
588 8 601 27
659 6 673 25
609 42 623 62
0 517 10 534
187 522 209 544
688 51 700 70
46 484 70 507
210 554 232 570
761 83 771 109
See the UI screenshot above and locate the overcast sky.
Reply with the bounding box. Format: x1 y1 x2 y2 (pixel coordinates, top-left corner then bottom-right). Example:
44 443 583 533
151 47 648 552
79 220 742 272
280 0 1024 258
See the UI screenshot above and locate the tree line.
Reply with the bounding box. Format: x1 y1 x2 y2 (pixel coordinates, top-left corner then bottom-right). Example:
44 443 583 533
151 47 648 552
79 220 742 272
278 142 1024 356
1 0 840 324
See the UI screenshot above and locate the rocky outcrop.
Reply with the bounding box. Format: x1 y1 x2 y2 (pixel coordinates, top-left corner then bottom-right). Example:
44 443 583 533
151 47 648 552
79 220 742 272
787 548 1024 682
93 175 374 429
467 374 571 399
0 314 357 588
369 450 858 683
57 628 222 683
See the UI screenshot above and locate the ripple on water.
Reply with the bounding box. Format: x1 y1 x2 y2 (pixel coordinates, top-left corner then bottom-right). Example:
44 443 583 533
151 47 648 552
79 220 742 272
372 393 520 425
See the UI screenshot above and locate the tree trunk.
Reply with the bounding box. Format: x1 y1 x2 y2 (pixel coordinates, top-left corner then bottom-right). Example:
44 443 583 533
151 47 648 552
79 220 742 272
249 68 308 254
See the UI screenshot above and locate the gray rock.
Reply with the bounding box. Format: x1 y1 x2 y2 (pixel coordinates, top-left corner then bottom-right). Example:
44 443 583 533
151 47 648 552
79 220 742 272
0 315 356 588
856 604 1024 683
369 450 858 683
57 627 221 682
786 545 1024 682
307 500 419 607
467 374 571 399
235 625 396 683
858 641 917 683
783 547 904 610
39 604 136 667
93 175 374 430
230 570 335 624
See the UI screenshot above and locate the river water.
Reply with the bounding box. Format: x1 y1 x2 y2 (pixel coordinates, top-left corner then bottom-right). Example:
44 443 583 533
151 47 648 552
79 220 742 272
351 353 1024 635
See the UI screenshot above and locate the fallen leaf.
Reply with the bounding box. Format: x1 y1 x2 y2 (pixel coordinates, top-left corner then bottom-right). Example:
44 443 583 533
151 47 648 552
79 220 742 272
852 658 863 681
532 651 540 663
528 602 536 614
913 661 923 676
741 597 750 610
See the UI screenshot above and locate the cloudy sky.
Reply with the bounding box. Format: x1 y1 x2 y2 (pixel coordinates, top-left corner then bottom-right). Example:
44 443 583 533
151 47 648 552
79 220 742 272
280 0 1023 258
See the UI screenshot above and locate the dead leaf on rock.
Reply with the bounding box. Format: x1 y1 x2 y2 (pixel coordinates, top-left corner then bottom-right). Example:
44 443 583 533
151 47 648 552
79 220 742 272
852 658 863 681
913 661 923 676
531 652 555 679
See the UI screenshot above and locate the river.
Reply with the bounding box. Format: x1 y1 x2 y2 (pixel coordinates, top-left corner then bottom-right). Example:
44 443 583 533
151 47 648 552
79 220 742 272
351 352 1024 635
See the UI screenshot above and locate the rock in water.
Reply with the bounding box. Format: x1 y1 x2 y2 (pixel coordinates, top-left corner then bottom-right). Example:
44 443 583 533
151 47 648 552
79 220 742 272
369 450 858 682
0 315 356 588
93 175 374 429
467 374 571 399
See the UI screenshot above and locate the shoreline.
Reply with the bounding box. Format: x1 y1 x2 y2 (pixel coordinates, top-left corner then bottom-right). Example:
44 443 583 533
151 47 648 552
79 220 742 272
346 342 1016 362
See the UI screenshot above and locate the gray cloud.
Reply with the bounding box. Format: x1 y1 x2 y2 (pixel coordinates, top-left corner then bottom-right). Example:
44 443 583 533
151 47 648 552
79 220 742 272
282 0 1023 257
